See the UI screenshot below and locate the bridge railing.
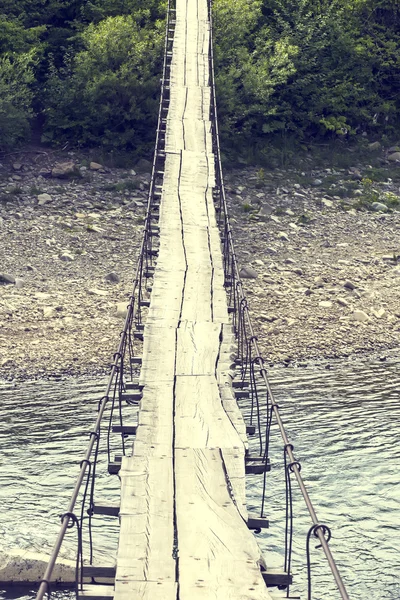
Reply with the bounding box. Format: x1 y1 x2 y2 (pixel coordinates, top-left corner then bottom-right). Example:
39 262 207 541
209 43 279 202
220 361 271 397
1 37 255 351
35 2 175 598
207 2 350 599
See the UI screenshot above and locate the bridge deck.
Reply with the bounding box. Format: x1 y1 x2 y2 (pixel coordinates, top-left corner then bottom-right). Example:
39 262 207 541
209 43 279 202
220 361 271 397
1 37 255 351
114 0 273 598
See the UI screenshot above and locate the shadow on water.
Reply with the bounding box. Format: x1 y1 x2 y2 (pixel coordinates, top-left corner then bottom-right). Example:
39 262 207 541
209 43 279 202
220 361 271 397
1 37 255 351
1 357 399 600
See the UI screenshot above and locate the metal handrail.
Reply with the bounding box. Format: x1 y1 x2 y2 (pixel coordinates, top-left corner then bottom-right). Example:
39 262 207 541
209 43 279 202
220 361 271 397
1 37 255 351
207 1 350 598
35 1 175 596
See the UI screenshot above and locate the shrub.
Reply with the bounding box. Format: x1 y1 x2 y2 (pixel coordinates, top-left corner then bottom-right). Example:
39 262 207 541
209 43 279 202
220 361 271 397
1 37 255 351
0 51 36 148
43 14 164 153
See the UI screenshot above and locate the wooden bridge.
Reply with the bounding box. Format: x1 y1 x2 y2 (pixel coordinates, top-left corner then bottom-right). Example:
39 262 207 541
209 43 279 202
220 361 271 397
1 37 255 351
102 0 280 597
35 1 350 599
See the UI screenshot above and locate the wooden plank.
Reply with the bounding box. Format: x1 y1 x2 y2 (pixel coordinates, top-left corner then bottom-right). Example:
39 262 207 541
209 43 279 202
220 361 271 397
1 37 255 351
139 326 176 385
180 269 212 322
175 375 244 450
117 455 175 582
175 321 221 375
221 447 248 521
114 581 177 600
78 584 114 600
218 385 249 451
175 448 273 599
133 380 174 457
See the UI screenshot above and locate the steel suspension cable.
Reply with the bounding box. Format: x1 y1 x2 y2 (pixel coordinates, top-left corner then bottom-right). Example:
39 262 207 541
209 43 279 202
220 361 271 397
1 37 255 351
207 1 350 597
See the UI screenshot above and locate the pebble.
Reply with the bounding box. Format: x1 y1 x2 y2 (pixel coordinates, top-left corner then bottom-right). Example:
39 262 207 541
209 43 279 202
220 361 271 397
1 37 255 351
278 231 289 241
352 310 370 323
105 272 120 283
344 280 356 290
116 302 128 318
38 193 52 205
239 266 258 279
371 202 388 212
337 297 349 307
59 252 74 261
0 273 15 284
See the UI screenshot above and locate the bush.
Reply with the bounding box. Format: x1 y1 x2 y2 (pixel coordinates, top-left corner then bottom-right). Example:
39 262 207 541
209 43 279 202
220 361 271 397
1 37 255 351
43 14 164 152
0 51 36 148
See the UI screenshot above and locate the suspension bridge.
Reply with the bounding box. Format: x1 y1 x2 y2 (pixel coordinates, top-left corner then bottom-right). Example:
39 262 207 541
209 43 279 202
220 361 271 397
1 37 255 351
35 0 350 599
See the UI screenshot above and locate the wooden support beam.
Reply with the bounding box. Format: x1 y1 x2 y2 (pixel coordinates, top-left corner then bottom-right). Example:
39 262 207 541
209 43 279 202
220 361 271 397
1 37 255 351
235 389 250 399
82 566 116 580
260 569 292 588
92 504 119 517
108 456 122 475
245 456 271 475
120 392 142 403
125 379 143 390
112 424 137 435
232 380 249 388
247 514 269 529
78 585 114 600
130 357 142 365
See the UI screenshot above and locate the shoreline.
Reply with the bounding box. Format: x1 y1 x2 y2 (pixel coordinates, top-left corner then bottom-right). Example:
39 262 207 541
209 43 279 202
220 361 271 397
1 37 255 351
1 148 400 382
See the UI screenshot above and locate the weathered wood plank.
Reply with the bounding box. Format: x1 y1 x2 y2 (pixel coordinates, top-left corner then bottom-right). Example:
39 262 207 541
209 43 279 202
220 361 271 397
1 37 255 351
175 375 244 450
175 448 273 599
117 455 175 582
175 321 221 375
114 581 177 600
139 326 176 385
133 381 174 457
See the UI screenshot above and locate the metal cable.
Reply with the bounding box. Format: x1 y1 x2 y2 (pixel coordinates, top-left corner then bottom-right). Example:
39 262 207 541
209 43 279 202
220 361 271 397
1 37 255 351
208 1 350 597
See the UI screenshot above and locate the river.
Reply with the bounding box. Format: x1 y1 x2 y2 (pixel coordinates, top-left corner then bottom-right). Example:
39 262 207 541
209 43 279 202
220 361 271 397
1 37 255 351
1 356 399 600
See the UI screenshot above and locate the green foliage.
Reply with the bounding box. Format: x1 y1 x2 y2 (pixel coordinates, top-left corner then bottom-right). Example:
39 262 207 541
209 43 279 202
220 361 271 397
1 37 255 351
43 14 164 152
0 0 399 152
213 0 400 149
0 51 36 148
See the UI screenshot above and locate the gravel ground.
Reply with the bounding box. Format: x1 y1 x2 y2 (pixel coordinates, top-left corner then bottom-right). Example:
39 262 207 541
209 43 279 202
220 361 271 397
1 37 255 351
1 148 400 380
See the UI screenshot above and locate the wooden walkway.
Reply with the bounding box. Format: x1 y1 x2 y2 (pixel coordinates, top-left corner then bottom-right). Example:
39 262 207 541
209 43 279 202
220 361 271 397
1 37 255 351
114 0 274 598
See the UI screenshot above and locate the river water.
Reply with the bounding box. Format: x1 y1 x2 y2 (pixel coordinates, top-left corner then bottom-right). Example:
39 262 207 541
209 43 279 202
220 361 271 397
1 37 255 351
0 357 399 600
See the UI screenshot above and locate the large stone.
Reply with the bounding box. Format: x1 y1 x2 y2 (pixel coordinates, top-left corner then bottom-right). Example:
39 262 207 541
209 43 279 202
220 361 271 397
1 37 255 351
37 193 52 205
337 297 349 307
352 310 369 323
43 306 57 318
52 161 78 178
0 273 15 284
134 158 152 174
388 152 400 162
372 308 386 319
12 162 22 171
239 266 258 279
116 302 128 318
368 141 381 151
90 161 103 171
0 549 75 583
105 271 120 283
259 204 273 217
88 288 109 296
59 251 74 262
319 301 332 308
371 201 388 212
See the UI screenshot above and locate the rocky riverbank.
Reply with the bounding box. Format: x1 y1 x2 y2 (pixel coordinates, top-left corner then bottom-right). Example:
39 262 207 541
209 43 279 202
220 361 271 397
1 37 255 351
1 147 400 380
